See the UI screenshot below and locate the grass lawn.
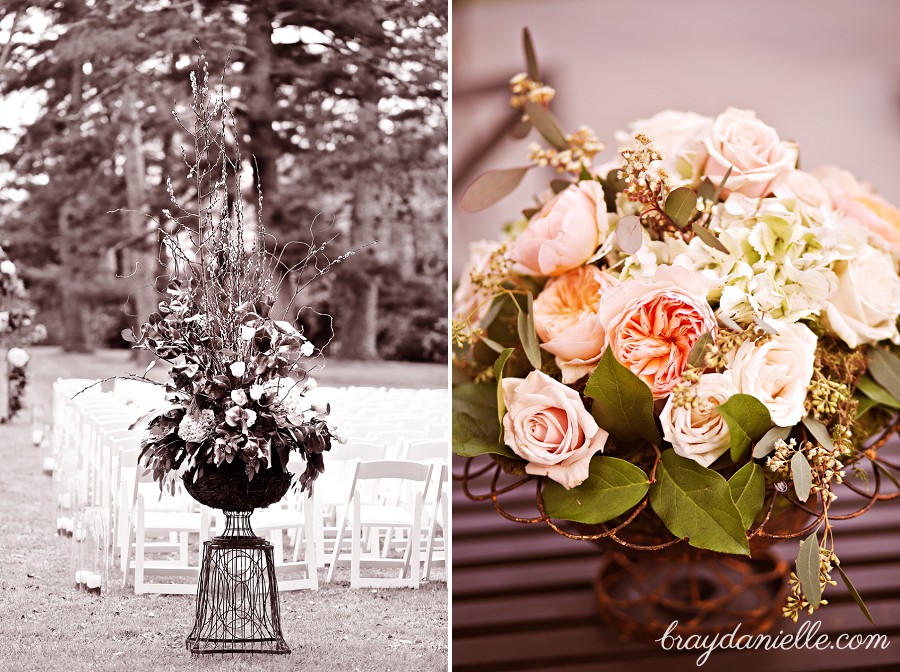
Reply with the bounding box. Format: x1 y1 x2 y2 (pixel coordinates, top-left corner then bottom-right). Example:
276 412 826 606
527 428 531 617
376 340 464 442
0 348 448 671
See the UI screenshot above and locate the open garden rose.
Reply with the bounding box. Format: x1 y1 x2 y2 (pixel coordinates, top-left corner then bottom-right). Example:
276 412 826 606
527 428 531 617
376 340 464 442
533 266 618 383
727 321 816 427
702 108 797 198
824 245 900 348
660 372 738 467
501 369 608 489
817 165 900 253
596 265 716 398
511 181 610 276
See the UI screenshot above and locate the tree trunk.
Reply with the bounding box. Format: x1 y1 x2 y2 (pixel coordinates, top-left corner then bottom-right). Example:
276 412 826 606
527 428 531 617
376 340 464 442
121 83 160 361
56 63 91 353
244 2 281 236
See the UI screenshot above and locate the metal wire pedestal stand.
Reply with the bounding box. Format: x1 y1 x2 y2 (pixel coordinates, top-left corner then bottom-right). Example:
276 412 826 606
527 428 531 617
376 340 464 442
186 510 290 654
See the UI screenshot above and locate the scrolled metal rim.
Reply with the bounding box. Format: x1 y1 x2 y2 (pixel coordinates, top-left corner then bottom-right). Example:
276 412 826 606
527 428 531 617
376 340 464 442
454 422 900 551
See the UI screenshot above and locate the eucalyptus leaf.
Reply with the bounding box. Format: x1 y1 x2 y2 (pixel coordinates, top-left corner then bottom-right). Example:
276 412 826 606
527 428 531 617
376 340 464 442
510 118 531 139
649 450 750 555
697 178 717 203
753 316 779 336
542 457 649 524
602 169 626 212
615 214 643 254
524 100 568 150
712 165 733 202
797 531 822 608
687 331 714 368
584 348 661 444
479 295 507 331
867 348 900 402
802 415 834 451
479 336 506 354
728 462 765 530
714 394 772 461
460 166 531 212
691 222 730 254
855 395 877 418
791 450 813 502
493 348 515 428
752 425 792 458
516 292 542 369
550 179 573 194
835 563 875 625
664 187 697 228
856 374 900 410
522 27 540 81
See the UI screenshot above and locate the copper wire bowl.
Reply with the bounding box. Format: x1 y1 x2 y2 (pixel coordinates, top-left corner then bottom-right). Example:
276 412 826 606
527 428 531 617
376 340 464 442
455 421 900 638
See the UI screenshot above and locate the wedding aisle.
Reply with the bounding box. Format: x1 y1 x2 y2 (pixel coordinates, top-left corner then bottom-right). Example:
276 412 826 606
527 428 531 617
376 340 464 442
0 347 447 671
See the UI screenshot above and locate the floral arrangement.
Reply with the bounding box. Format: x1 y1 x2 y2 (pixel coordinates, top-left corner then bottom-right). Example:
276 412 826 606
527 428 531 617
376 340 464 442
452 31 900 623
128 55 353 497
0 247 46 423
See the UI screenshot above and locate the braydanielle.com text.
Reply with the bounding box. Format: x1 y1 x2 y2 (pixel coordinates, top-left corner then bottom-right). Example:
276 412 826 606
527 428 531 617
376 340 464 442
657 620 890 666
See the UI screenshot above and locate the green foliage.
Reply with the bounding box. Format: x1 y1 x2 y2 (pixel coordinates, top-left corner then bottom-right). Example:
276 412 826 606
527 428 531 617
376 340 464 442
452 382 515 459
727 462 765 529
516 292 543 370
542 457 649 524
493 348 515 428
866 348 900 401
460 166 531 212
663 187 697 228
855 374 900 410
714 393 772 461
584 348 661 445
791 450 813 502
752 425 792 458
796 531 822 607
649 450 750 555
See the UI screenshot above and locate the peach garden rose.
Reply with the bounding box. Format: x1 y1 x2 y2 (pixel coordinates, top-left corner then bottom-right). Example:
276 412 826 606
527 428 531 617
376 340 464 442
595 265 717 398
533 266 618 384
702 108 798 199
510 181 610 276
501 369 608 489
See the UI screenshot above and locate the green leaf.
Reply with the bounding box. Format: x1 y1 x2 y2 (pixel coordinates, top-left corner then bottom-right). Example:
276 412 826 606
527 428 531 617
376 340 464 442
522 27 540 81
835 563 875 625
867 348 900 402
714 394 772 461
460 166 531 212
452 382 498 423
615 214 643 254
649 450 750 555
752 425 792 459
584 348 661 444
728 462 765 529
697 177 717 203
602 169 626 212
791 450 813 502
664 187 697 228
855 394 877 418
550 179 572 194
452 411 517 459
542 457 649 524
479 335 506 354
802 415 834 452
856 374 900 410
712 165 733 202
493 348 515 429
516 292 542 370
691 222 730 254
687 331 713 368
796 531 822 608
524 100 568 150
479 295 507 331
510 118 531 139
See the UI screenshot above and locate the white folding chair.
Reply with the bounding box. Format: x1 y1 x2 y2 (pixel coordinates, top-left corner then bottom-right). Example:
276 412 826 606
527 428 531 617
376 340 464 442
326 460 433 589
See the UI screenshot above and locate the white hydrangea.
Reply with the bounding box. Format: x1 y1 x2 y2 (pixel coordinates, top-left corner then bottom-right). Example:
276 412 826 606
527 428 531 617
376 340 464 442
177 408 216 443
264 377 313 421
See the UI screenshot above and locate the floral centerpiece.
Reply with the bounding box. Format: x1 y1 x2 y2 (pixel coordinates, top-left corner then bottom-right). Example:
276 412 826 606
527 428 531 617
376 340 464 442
453 30 900 628
126 55 351 509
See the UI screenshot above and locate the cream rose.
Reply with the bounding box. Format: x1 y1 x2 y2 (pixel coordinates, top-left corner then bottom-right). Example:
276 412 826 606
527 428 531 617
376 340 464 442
501 370 608 489
823 245 900 348
727 321 816 427
615 110 713 183
702 108 798 198
533 266 618 383
660 372 738 467
595 265 717 399
773 170 833 212
511 181 610 276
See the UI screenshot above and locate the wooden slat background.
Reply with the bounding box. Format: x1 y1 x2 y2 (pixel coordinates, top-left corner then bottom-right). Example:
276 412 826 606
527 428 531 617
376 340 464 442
452 447 900 672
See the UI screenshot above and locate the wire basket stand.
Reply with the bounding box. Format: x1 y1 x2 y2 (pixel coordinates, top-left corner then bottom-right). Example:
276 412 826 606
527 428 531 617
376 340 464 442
186 510 290 655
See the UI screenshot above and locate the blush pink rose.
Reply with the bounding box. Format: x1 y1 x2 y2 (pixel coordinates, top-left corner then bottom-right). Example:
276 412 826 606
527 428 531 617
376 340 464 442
533 266 618 384
702 108 798 198
596 265 717 398
511 181 610 276
501 370 608 489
